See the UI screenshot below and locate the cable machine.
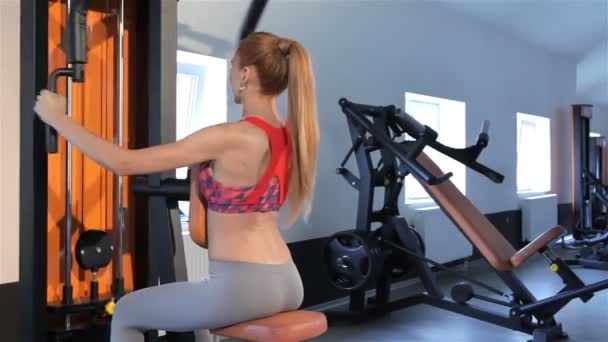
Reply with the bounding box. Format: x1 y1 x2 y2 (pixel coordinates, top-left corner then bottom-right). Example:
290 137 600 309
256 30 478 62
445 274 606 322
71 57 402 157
564 105 608 270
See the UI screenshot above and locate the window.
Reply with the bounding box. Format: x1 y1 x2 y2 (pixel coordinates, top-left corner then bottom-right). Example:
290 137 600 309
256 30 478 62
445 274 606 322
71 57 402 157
404 92 466 204
516 113 551 194
175 51 228 222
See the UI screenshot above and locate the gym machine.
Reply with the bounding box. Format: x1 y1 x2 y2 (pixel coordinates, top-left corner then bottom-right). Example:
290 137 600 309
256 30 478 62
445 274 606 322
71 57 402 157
131 177 193 342
561 105 608 270
323 98 608 342
20 1 270 341
324 97 503 313
44 1 121 340
22 0 170 340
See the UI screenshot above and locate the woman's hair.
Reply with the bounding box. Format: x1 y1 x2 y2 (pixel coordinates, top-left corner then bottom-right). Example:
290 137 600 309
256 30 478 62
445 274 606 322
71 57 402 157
236 32 319 225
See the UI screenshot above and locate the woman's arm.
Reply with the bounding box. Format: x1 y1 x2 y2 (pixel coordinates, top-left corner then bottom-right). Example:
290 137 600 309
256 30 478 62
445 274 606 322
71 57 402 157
188 164 208 248
33 90 247 176
47 114 246 176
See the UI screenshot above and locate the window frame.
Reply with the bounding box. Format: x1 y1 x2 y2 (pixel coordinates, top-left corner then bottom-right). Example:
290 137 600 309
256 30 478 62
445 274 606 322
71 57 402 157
516 112 552 195
175 51 229 224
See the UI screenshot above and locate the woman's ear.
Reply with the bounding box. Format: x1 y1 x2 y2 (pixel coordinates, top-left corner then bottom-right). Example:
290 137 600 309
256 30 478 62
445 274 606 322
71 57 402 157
241 66 250 83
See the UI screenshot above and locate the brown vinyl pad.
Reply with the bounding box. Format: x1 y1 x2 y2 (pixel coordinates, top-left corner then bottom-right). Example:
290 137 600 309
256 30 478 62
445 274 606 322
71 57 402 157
211 310 327 342
416 153 566 271
510 225 566 267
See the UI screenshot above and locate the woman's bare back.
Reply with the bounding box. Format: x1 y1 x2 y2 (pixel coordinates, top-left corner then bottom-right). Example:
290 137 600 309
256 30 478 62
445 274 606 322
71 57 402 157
192 119 292 264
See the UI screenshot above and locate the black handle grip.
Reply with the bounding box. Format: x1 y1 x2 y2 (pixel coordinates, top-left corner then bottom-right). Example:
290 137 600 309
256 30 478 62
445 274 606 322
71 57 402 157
67 0 92 67
404 156 452 186
239 0 269 40
481 120 490 135
45 126 59 154
432 172 454 185
470 162 504 184
396 111 426 139
45 75 59 154
45 68 74 154
477 120 490 148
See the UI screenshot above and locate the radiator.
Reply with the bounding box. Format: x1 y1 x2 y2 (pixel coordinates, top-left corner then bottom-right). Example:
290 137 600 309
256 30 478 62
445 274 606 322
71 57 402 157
410 206 473 264
519 194 558 242
181 225 210 281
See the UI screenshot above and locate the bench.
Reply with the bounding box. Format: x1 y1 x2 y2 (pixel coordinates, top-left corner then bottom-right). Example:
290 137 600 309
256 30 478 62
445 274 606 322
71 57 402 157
211 310 327 342
417 153 566 271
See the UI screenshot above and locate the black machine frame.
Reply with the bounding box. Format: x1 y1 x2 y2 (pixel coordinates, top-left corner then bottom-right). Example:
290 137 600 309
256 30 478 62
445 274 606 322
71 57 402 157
570 105 608 234
564 105 608 270
21 1 173 341
20 1 51 341
131 177 194 342
324 98 608 342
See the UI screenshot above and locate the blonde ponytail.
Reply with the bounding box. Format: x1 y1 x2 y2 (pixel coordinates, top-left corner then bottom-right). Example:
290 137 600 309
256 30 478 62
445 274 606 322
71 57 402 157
284 40 319 225
236 32 319 226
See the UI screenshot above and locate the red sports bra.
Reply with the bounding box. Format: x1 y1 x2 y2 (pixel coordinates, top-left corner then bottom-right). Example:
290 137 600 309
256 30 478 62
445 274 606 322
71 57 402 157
198 116 291 214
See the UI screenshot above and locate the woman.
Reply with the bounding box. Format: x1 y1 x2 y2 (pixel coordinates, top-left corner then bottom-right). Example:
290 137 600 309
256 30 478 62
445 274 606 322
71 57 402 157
34 32 320 342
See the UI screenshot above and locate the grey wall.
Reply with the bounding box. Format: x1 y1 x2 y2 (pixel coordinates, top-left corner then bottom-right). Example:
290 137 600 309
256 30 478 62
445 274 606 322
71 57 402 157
576 39 608 105
590 105 608 135
178 0 596 242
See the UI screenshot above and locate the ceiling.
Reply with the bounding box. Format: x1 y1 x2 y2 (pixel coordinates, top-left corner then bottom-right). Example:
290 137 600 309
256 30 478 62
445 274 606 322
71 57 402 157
433 0 608 103
436 0 607 59
178 0 608 103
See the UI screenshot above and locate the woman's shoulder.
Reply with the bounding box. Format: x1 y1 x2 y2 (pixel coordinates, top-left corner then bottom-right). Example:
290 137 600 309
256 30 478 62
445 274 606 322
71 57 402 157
202 121 256 137
205 120 268 147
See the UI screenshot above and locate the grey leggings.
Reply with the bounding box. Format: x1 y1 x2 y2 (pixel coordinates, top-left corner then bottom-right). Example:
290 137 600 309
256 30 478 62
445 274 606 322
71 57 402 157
110 259 304 342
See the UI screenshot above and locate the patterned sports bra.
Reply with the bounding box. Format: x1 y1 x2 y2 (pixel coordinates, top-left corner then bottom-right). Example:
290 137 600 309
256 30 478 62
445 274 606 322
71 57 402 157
198 116 292 214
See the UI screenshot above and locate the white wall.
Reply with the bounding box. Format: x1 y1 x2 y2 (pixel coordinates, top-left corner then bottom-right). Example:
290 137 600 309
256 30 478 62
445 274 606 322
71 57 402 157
0 0 21 284
178 0 587 242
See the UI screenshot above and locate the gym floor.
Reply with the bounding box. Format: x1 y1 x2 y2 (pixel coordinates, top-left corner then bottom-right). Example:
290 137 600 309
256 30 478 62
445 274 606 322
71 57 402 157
231 250 608 342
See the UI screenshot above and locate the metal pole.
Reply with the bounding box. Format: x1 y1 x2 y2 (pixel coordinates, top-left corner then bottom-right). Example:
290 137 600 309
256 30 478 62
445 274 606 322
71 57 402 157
62 0 74 309
114 0 126 298
519 279 608 313
60 2 75 335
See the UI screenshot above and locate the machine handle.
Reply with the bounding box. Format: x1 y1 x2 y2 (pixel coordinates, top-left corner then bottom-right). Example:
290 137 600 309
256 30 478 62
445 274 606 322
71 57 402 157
477 120 490 148
395 111 426 139
45 78 59 154
239 0 269 40
45 68 74 153
339 98 395 117
67 0 93 66
470 162 504 184
481 120 490 135
46 1 92 153
404 157 453 186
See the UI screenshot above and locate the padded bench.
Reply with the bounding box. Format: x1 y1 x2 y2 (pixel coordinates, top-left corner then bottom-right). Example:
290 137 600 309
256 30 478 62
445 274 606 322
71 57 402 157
417 153 566 271
211 310 327 342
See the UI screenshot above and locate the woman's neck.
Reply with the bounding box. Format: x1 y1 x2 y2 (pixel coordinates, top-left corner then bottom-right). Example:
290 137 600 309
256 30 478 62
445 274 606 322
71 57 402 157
241 95 283 125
